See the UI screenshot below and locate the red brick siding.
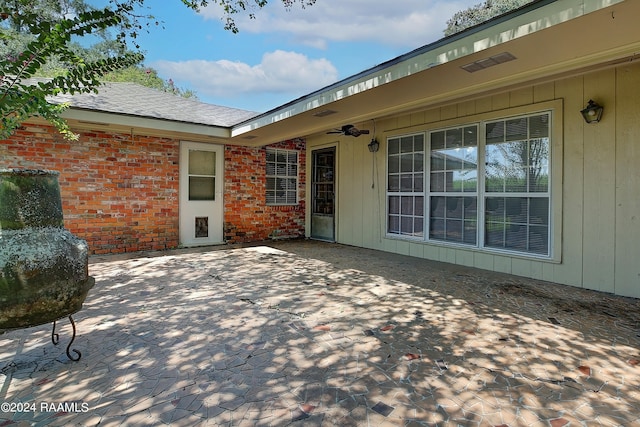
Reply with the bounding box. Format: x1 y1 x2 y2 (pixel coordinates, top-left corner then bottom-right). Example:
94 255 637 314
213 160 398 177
1 125 179 254
224 140 306 243
2 125 306 252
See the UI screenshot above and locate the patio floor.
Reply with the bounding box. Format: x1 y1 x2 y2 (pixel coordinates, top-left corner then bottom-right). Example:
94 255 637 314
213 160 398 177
1 240 640 426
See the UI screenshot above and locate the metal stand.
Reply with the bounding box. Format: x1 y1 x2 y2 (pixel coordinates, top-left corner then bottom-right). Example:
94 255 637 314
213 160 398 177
51 315 81 361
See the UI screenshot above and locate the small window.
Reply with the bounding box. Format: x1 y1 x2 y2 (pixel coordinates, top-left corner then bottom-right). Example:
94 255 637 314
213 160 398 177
266 148 298 205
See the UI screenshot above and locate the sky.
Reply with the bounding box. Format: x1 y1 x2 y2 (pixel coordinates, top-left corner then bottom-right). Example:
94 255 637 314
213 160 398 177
91 0 481 113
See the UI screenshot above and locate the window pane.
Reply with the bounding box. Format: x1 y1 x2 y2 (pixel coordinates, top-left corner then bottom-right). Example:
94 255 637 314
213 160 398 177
506 117 527 141
485 196 549 255
389 196 400 215
414 153 424 172
400 174 413 191
505 198 528 222
464 126 478 145
189 177 215 201
401 196 414 215
486 121 505 144
414 134 424 151
448 171 466 192
414 173 424 192
463 220 477 244
430 218 445 240
189 150 216 176
446 197 463 219
430 172 445 191
286 191 297 204
266 151 276 162
463 170 478 192
485 141 528 192
485 197 505 220
414 218 424 236
446 219 463 242
529 225 549 254
430 153 445 171
266 190 275 204
446 128 463 148
431 131 445 150
529 114 549 138
389 216 400 233
401 216 413 235
389 138 400 154
389 156 400 174
485 222 505 247
266 177 276 191
464 197 478 218
529 198 549 225
430 196 445 218
528 138 549 192
504 223 527 251
266 162 276 176
400 154 414 172
388 175 400 191
485 143 505 192
401 136 413 153
415 196 424 217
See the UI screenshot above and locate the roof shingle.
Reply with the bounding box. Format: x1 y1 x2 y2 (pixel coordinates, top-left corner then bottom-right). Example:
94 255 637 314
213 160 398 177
49 81 258 127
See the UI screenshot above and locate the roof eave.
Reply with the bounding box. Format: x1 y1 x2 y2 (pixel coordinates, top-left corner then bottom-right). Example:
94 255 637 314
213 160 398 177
62 109 231 140
230 0 625 142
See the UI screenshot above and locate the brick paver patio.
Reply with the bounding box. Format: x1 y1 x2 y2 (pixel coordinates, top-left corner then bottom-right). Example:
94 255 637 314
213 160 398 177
1 240 639 426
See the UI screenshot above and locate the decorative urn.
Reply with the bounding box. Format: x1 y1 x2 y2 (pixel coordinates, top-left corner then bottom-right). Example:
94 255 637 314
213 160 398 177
0 169 95 332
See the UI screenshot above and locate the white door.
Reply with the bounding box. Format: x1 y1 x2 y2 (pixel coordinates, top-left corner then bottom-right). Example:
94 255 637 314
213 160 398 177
179 141 224 246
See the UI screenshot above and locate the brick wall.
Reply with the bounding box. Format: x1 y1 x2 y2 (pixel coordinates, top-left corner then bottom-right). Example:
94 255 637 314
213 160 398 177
1 125 180 254
2 125 306 253
224 139 306 243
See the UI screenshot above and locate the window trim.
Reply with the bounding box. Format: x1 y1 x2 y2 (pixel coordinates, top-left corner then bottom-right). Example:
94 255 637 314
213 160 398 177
384 99 563 262
266 148 299 206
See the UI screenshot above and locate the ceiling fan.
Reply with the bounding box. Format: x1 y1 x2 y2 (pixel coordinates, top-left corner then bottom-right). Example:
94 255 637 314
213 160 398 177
327 124 370 137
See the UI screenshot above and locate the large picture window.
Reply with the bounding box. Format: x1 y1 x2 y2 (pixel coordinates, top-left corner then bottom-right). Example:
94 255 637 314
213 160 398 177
386 111 552 257
266 149 298 205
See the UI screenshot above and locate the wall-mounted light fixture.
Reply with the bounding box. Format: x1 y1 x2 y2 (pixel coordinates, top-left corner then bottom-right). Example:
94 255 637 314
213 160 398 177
368 138 379 153
580 99 604 124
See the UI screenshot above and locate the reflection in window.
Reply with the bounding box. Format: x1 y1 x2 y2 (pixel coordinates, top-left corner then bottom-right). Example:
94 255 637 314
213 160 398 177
428 125 478 244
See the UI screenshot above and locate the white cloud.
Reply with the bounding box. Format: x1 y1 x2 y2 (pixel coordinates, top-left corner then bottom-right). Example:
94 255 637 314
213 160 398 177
199 0 479 49
151 50 338 99
147 0 481 110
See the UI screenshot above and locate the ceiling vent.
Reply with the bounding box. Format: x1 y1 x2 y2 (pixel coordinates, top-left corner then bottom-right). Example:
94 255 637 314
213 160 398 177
312 109 338 117
461 52 516 73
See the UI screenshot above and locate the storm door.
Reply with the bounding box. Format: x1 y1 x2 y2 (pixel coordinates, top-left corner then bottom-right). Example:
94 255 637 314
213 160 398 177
179 141 224 246
311 147 336 241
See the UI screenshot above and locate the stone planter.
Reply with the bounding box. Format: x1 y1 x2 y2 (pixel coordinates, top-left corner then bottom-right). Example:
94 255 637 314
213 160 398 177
0 169 95 333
